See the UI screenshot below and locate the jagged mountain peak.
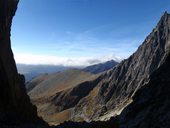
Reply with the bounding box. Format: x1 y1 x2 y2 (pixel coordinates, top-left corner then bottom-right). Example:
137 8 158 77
160 11 169 21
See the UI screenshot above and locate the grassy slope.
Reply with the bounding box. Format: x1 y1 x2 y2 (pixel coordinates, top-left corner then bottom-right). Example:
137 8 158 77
28 69 98 99
27 69 99 125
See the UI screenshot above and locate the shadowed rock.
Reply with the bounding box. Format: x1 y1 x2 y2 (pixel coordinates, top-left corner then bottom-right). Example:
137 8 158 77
118 52 170 128
0 0 47 127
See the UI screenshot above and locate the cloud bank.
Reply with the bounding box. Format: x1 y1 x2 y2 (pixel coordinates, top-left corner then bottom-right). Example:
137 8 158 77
14 53 122 67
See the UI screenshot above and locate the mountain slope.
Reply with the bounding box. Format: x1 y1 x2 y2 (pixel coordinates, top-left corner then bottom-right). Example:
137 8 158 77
28 69 98 99
28 69 99 125
56 12 170 127
57 53 170 128
118 52 170 128
28 59 118 125
83 60 118 74
70 12 170 121
26 59 118 92
30 12 170 125
26 73 50 92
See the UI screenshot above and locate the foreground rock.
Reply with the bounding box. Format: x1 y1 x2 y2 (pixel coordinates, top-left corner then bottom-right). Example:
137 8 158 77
119 50 170 128
0 0 47 127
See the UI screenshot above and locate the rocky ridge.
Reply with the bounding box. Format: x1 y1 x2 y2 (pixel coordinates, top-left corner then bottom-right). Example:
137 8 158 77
57 48 170 128
43 12 170 124
118 50 170 128
56 12 170 128
71 11 170 121
83 60 118 74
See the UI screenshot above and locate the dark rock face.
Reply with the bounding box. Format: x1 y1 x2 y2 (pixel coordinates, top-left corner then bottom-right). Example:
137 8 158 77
83 60 118 74
73 12 170 120
0 0 46 126
56 118 119 128
119 54 170 128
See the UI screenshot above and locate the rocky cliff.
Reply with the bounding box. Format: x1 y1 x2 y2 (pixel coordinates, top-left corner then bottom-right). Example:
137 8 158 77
118 50 170 128
71 12 170 121
0 0 46 127
56 12 170 127
42 12 170 124
57 50 170 128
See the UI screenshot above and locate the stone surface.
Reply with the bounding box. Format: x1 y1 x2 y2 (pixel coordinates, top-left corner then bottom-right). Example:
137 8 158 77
72 12 170 121
119 53 170 128
0 0 46 127
56 12 170 128
57 53 170 128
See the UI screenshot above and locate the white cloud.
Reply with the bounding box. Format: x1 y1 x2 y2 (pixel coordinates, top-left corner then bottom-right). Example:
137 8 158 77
14 53 122 67
12 23 145 66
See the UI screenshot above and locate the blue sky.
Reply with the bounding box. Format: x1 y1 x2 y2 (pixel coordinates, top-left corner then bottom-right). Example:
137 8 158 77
11 0 170 66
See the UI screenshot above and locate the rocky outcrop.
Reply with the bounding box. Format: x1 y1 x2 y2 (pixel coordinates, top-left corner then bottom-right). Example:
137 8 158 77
0 0 46 127
37 12 170 124
72 12 170 121
57 52 170 128
56 12 170 127
118 52 170 128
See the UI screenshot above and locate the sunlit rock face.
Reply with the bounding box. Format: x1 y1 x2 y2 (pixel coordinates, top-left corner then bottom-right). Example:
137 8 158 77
56 12 170 128
72 12 170 121
0 0 46 126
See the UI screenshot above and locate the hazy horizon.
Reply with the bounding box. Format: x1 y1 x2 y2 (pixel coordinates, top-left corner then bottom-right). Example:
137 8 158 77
11 0 170 66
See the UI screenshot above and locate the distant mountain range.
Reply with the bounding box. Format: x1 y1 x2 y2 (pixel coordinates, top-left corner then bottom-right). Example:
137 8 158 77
17 64 79 82
17 60 118 82
83 60 118 74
